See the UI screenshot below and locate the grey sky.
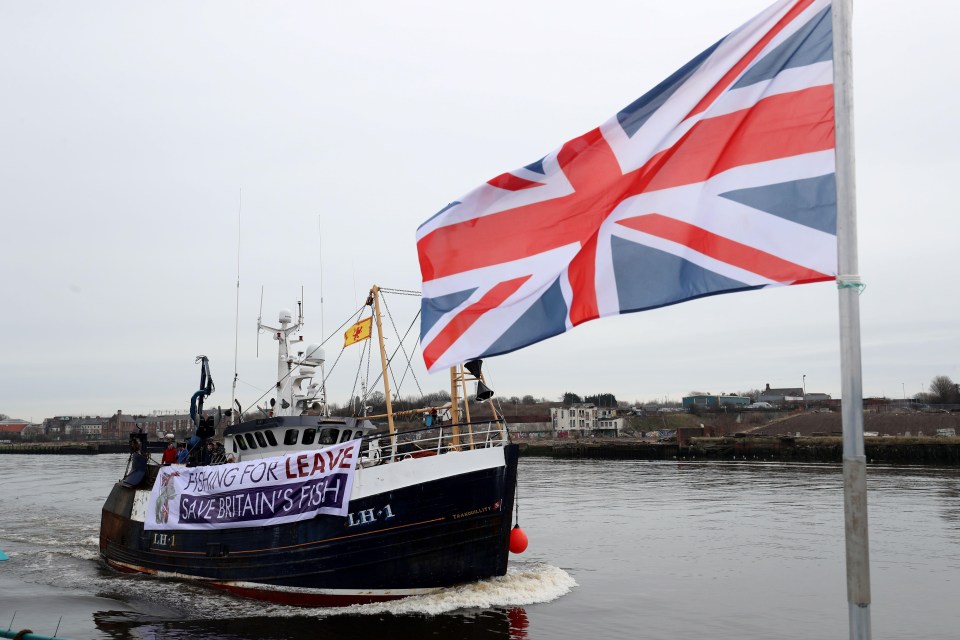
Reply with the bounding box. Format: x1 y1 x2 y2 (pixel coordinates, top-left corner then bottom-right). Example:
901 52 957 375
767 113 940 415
2 0 957 421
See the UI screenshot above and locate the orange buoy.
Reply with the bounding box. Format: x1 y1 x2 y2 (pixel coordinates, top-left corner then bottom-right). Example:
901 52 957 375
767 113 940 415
509 524 528 554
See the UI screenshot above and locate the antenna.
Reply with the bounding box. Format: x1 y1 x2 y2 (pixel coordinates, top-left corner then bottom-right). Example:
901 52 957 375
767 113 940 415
318 217 325 340
256 285 264 358
318 221 328 413
351 258 358 309
231 188 241 421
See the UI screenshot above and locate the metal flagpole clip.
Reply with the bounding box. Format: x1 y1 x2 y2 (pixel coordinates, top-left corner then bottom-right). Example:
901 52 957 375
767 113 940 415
836 274 866 295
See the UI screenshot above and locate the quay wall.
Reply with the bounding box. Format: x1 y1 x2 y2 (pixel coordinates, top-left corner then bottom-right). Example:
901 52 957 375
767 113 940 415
519 436 960 465
0 442 129 455
3 437 959 465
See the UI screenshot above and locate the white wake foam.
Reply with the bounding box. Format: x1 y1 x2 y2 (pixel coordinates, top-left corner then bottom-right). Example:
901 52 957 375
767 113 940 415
345 563 577 615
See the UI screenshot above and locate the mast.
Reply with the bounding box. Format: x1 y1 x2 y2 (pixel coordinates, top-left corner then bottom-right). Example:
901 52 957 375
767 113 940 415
833 1 871 639
258 308 302 416
370 286 397 459
449 366 462 449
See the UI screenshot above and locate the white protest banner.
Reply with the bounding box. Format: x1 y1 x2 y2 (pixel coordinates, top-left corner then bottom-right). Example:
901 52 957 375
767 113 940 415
144 440 361 531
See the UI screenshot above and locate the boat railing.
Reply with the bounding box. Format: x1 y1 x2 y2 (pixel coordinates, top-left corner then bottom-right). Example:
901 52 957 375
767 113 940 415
359 419 508 466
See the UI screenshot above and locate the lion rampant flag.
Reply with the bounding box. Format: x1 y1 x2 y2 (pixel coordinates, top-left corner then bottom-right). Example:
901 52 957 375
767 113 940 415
343 317 372 347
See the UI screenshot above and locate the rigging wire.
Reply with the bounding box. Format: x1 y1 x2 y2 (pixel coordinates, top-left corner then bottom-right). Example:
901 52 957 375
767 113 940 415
315 305 367 403
230 188 242 421
360 308 422 405
241 287 425 418
377 287 422 297
241 303 366 416
380 292 424 397
362 318 373 413
359 296 414 402
347 338 368 415
380 292 424 396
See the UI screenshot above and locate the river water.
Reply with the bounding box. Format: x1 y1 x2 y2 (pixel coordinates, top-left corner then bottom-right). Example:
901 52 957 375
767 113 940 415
0 455 957 639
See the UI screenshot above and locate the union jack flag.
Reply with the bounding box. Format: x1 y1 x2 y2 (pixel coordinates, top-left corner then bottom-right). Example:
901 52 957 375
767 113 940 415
417 0 836 373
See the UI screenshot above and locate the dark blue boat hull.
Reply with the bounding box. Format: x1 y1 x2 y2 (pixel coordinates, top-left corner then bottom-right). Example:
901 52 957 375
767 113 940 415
100 445 519 605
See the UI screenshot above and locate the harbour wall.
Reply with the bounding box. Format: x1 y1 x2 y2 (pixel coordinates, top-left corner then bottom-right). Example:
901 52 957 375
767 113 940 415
3 437 960 465
0 442 129 455
519 436 960 465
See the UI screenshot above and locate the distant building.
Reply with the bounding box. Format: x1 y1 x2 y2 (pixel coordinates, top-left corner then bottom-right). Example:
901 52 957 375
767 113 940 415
43 415 110 440
759 384 804 406
42 416 71 438
757 384 833 407
75 418 107 439
550 403 623 437
105 410 205 441
40 411 202 442
0 419 32 441
137 413 196 439
682 394 751 410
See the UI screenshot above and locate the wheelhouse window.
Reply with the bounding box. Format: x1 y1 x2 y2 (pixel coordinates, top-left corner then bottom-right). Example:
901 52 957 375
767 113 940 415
302 428 317 445
265 430 278 446
318 428 339 445
284 429 299 445
254 431 268 448
244 433 258 449
234 437 246 451
338 429 353 443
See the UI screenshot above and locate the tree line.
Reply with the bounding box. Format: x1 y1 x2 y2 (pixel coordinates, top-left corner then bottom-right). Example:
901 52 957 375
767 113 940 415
918 375 960 404
8 374 958 424
561 392 619 407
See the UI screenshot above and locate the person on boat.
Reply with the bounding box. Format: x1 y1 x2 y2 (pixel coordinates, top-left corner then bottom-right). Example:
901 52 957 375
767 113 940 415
161 441 178 466
211 442 226 465
176 442 188 464
185 434 202 466
199 440 214 466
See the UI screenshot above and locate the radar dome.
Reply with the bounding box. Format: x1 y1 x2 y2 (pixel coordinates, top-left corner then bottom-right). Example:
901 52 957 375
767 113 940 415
279 309 293 324
303 343 326 365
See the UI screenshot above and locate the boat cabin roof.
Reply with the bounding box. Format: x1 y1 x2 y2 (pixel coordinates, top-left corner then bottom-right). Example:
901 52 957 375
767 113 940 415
221 415 381 461
223 415 376 437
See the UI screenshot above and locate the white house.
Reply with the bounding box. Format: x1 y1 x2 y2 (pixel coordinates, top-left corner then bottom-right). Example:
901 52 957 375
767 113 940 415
550 403 623 437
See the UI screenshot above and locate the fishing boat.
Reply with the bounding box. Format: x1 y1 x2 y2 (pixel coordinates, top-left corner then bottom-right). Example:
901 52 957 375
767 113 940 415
99 286 520 606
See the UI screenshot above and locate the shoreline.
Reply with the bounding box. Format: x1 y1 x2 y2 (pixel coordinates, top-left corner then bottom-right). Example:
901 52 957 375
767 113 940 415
519 435 960 465
3 435 960 465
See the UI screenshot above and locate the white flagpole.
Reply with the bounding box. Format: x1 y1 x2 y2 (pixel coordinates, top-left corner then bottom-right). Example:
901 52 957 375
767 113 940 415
832 1 871 639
